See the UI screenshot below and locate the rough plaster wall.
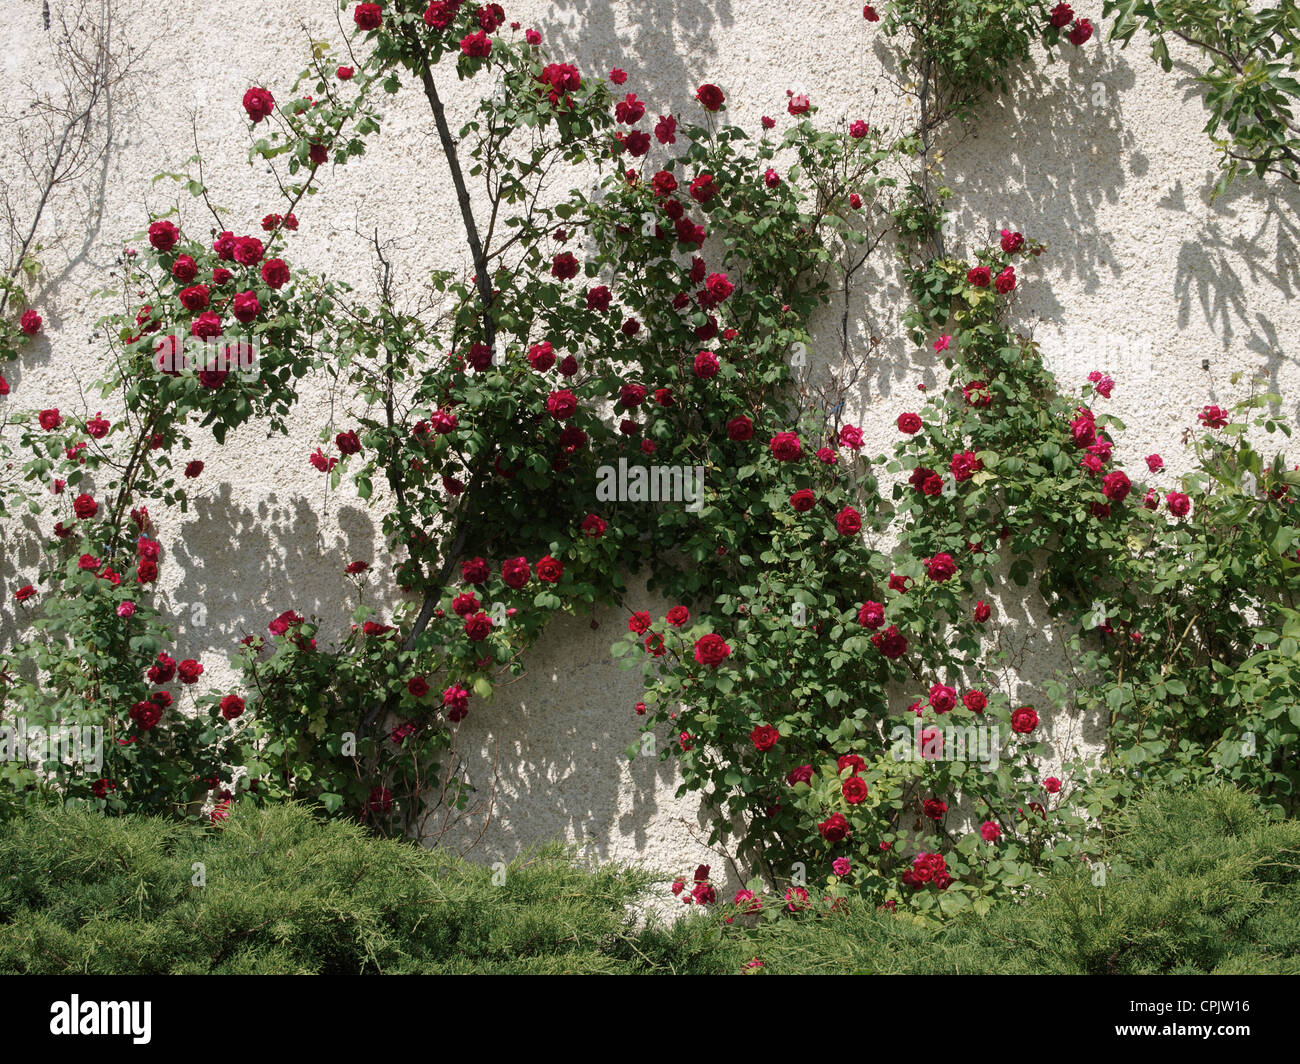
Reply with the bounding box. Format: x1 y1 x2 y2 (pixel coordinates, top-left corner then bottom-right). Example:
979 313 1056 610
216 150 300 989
1 0 1297 894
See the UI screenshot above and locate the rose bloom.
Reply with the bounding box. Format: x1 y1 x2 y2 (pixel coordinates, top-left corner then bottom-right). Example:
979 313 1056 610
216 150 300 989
841 776 869 805
1145 454 1164 473
1000 228 1025 253
693 633 731 667
1199 404 1229 429
923 553 957 581
581 514 607 537
1051 2 1074 28
546 389 578 420
1043 776 1062 794
628 611 652 634
838 424 864 450
787 764 813 785
461 557 489 584
464 612 493 641
928 683 957 713
787 93 810 116
750 724 779 751
242 86 274 123
353 3 383 30
551 251 579 280
262 258 291 289
835 506 862 536
148 220 179 251
790 489 816 513
337 65 354 79
501 556 531 589
177 659 204 684
995 266 1016 293
20 309 42 335
981 821 1002 842
818 813 850 843
1010 706 1039 734
1067 17 1094 45
857 600 884 629
73 493 98 520
1165 491 1191 517
897 412 922 434
666 605 690 627
967 265 991 287
1102 469 1131 502
695 83 725 111
693 350 720 378
870 625 908 658
537 555 563 583
950 450 982 481
726 415 753 441
769 432 802 461
973 599 991 623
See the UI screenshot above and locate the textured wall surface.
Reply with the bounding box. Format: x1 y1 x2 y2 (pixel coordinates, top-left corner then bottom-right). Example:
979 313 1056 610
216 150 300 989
2 0 1297 893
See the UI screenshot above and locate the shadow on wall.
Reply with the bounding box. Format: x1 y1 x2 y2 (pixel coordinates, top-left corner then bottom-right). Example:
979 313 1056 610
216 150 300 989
431 586 733 883
166 482 380 658
544 0 735 112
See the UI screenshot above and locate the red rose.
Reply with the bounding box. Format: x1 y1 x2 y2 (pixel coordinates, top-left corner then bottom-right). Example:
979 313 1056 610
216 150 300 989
73 493 98 520
689 173 718 203
501 556 531 588
261 258 290 289
464 612 493 641
726 416 753 441
897 412 922 434
353 3 383 31
704 272 734 304
1067 17 1093 45
819 812 850 842
19 309 42 335
242 86 274 123
1199 404 1229 429
177 659 203 684
871 625 908 658
693 633 731 667
750 724 779 751
1102 469 1131 502
950 450 982 481
1050 3 1073 28
790 489 816 513
14 584 36 602
923 553 957 581
546 389 578 420
967 265 991 287
220 694 245 720
963 690 987 713
1010 706 1039 734
974 599 991 623
1043 776 1062 793
692 350 719 378
835 506 862 536
1001 228 1025 253
129 700 162 730
232 290 260 323
537 555 563 583
460 30 492 57
1165 491 1191 517
666 605 690 627
337 66 355 79
551 251 579 280
995 266 1016 293
842 776 869 804
769 432 802 462
928 683 957 713
148 220 179 252
923 798 948 820
461 557 490 585
857 601 884 629
695 83 725 111
136 559 158 584
655 114 677 144
408 675 430 698
628 611 652 634
38 408 61 431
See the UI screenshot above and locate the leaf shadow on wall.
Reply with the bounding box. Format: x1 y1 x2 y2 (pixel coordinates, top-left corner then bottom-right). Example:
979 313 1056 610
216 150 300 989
165 483 379 661
542 0 734 115
430 588 733 887
1166 175 1300 424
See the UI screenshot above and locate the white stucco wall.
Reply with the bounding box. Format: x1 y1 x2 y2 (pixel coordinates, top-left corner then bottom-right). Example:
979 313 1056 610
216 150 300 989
2 0 1297 893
